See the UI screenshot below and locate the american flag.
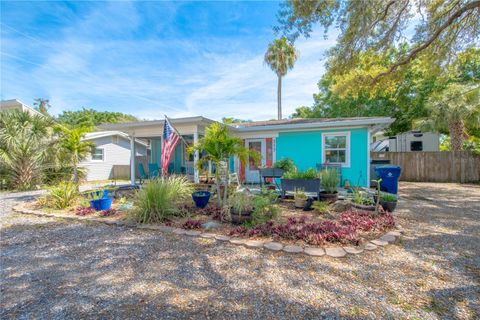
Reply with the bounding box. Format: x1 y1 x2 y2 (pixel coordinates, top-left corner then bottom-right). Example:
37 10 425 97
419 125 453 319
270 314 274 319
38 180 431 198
161 117 180 176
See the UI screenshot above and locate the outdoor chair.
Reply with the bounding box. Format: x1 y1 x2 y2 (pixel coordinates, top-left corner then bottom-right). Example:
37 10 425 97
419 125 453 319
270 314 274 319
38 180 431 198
148 163 160 178
138 163 148 184
316 163 342 187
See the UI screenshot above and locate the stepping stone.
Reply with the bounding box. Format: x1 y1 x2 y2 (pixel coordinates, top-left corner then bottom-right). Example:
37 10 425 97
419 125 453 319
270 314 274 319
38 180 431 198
264 242 283 251
364 243 378 251
200 233 216 239
386 231 401 237
344 246 364 254
172 228 186 235
215 235 230 241
379 234 396 243
283 245 303 254
229 238 246 245
185 230 201 236
371 239 388 246
325 247 347 258
304 247 325 256
245 240 264 248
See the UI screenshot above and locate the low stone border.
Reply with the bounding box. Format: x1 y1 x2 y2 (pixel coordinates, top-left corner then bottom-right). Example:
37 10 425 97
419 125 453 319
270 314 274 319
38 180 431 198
13 203 403 259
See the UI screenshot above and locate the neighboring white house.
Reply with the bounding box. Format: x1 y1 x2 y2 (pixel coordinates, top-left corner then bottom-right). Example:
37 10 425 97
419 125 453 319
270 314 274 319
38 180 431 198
81 131 148 181
0 99 44 116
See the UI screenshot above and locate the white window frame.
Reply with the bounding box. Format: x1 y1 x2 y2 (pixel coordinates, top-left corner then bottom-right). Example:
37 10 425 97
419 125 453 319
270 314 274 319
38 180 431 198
321 132 350 168
91 147 105 162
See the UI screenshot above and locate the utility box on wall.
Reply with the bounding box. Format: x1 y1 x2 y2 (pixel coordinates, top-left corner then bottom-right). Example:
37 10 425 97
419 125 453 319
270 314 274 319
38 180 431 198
388 131 439 152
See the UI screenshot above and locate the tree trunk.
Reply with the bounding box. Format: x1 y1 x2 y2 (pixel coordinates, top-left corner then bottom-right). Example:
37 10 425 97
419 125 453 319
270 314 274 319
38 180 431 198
448 120 465 151
277 75 282 120
73 152 79 185
223 160 230 207
214 163 222 207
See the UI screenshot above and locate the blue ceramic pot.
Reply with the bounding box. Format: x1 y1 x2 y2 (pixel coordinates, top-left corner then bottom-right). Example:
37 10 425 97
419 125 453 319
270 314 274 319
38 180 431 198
192 191 211 209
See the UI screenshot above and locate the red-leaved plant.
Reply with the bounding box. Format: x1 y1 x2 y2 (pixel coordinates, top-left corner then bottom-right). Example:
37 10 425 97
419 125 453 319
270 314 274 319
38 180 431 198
229 210 394 245
99 208 117 217
182 219 203 229
75 207 96 216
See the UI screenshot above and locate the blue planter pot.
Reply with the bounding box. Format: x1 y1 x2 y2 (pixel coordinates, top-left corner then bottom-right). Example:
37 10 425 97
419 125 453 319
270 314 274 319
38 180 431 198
90 198 112 211
192 191 211 209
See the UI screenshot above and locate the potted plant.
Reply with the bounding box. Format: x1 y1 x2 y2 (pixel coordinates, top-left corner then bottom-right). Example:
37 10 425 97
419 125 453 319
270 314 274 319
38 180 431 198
294 188 307 208
87 189 112 211
350 188 375 211
319 168 339 202
192 190 211 209
379 192 398 212
281 168 321 199
228 192 254 225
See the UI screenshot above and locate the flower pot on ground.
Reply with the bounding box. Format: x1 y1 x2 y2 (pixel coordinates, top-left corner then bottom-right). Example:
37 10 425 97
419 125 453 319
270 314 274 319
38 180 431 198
319 168 339 202
379 192 398 212
228 191 253 225
351 188 375 211
90 198 112 211
192 191 211 209
294 188 307 208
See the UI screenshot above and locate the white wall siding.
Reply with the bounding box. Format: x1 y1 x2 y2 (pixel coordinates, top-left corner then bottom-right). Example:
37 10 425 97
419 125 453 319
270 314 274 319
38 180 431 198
80 135 147 181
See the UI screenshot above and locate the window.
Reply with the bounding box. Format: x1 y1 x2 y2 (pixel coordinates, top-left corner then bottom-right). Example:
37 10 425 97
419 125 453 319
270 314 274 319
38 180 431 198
322 132 350 167
91 148 104 161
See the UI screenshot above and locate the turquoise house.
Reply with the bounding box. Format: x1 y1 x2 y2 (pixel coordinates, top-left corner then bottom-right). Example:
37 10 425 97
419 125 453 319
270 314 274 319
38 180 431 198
230 117 393 187
101 116 393 187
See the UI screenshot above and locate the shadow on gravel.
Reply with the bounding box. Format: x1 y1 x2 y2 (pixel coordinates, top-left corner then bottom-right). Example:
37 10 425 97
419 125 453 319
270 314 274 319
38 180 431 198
1 222 359 319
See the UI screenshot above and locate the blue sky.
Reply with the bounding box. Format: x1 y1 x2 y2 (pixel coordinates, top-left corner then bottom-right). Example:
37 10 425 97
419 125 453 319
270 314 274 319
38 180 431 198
1 1 336 120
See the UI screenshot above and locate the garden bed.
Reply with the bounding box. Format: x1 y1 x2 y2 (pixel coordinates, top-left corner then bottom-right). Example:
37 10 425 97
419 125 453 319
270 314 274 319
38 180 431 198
143 200 395 247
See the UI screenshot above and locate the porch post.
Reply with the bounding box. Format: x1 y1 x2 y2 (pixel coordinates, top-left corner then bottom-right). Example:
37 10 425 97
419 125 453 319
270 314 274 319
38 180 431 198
193 132 200 183
130 132 136 185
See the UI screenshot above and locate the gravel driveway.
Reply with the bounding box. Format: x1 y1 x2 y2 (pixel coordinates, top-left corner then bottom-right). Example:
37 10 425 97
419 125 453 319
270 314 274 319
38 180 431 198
1 182 479 319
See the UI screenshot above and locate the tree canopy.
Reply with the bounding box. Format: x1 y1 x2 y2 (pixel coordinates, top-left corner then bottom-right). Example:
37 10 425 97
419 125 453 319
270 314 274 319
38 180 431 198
277 0 479 95
57 108 137 128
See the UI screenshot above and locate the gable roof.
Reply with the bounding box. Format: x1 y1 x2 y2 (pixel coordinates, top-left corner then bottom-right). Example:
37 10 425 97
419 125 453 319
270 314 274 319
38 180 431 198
83 131 149 147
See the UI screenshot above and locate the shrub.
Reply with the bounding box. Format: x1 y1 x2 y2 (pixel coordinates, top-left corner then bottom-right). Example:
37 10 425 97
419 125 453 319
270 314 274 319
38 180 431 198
132 176 194 223
182 219 202 229
229 210 394 245
48 181 79 209
380 192 397 202
100 208 117 217
228 191 253 213
312 201 331 214
197 204 225 221
75 206 95 216
273 158 296 173
283 168 318 179
250 193 279 226
319 168 339 193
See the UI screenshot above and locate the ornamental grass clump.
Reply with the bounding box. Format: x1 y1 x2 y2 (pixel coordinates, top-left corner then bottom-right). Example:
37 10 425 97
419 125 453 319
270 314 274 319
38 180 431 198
133 176 193 223
48 181 79 209
319 168 339 194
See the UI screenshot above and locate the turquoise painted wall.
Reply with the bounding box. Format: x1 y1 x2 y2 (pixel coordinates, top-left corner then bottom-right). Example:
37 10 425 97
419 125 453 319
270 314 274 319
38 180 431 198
150 139 162 165
275 128 369 187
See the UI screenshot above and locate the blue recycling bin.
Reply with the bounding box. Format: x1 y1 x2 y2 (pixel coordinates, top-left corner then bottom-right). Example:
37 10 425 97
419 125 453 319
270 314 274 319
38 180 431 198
374 165 402 194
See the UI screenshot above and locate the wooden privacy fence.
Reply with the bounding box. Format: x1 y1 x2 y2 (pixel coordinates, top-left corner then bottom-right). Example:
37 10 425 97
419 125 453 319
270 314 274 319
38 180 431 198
371 151 480 183
111 156 148 180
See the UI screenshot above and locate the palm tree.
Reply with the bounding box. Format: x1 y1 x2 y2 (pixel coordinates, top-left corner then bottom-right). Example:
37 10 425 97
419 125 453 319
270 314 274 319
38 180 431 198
33 98 51 115
264 37 298 120
55 125 94 185
418 84 480 151
188 123 260 207
0 110 55 190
